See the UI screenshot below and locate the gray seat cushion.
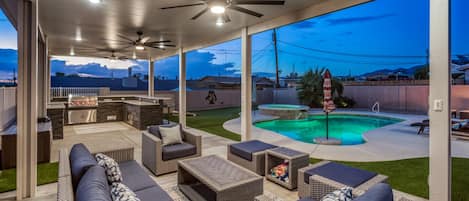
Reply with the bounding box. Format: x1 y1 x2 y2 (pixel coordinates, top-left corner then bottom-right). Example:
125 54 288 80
229 140 277 161
69 143 98 191
304 162 377 188
119 160 157 192
354 183 393 201
135 186 173 201
76 165 112 201
162 142 197 161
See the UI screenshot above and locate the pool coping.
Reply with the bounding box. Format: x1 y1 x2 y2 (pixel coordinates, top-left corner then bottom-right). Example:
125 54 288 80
223 109 469 162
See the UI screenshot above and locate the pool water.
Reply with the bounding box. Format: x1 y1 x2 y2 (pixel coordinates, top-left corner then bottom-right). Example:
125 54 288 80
254 114 403 145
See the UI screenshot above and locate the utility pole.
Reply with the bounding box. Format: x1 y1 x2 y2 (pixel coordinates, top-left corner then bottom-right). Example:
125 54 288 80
273 29 280 88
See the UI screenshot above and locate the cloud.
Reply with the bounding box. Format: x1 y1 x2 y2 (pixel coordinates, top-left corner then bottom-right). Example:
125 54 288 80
50 59 148 78
154 51 239 80
326 14 396 26
52 56 140 70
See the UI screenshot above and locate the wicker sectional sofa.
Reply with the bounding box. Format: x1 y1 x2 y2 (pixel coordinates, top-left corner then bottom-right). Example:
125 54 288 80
298 161 388 200
57 143 173 201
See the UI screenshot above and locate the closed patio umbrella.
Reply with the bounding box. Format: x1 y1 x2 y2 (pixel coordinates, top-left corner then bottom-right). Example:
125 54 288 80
323 69 336 140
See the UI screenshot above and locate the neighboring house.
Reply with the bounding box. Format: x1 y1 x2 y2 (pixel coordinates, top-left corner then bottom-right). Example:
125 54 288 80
456 64 469 84
51 75 275 91
194 76 274 89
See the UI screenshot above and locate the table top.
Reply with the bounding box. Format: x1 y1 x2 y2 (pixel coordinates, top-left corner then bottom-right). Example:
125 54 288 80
268 147 308 159
178 155 261 191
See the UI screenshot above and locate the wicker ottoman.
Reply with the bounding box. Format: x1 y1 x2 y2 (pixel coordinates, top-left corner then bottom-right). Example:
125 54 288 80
227 140 277 175
265 147 309 190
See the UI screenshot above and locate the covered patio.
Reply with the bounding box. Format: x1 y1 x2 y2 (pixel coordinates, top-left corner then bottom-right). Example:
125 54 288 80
0 0 455 201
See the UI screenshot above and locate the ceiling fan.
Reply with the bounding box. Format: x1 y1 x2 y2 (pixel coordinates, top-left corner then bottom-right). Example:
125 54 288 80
116 31 176 50
104 50 129 61
160 0 285 24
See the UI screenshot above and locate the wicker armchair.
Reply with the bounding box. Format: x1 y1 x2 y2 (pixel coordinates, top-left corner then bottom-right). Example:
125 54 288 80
142 126 201 176
298 161 388 200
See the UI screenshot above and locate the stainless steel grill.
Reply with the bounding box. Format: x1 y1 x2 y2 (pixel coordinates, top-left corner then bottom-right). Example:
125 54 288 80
68 95 98 124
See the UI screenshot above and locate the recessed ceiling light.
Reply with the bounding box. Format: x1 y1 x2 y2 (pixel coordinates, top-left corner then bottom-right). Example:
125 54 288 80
89 0 101 4
135 45 145 50
216 18 224 26
210 6 225 14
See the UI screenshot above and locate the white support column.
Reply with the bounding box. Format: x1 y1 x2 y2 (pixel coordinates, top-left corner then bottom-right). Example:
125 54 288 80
37 35 47 118
17 0 38 199
148 59 155 97
429 0 451 201
46 55 51 104
178 48 187 127
241 27 252 141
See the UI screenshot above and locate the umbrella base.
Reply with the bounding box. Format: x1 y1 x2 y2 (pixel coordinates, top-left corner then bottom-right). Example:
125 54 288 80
314 137 342 145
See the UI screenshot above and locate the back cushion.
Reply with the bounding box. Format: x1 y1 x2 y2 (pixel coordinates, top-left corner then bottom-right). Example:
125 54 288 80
69 143 98 191
76 165 112 201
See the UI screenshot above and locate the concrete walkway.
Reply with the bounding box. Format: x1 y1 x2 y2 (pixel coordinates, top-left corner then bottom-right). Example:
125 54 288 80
224 110 469 162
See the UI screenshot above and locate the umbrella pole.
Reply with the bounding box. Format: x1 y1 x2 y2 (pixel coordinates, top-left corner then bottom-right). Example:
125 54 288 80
326 112 329 140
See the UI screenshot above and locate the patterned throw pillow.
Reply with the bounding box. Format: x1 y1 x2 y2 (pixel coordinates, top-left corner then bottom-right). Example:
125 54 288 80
95 153 123 183
111 183 141 201
320 187 354 201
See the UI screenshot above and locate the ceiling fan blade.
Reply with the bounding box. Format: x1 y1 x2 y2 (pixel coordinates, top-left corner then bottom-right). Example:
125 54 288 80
145 40 172 44
116 34 134 42
235 0 285 5
160 3 205 10
141 36 151 43
228 6 263 18
162 44 176 47
223 13 231 23
191 7 209 20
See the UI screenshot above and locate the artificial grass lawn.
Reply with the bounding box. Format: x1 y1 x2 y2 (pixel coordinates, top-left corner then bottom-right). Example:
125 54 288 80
310 157 469 201
0 162 58 193
167 107 242 141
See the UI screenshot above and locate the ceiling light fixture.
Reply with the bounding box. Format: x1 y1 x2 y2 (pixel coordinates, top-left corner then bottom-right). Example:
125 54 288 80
216 18 224 26
132 52 137 59
75 35 82 41
89 0 102 4
210 5 225 14
70 49 75 56
159 44 165 49
135 45 145 50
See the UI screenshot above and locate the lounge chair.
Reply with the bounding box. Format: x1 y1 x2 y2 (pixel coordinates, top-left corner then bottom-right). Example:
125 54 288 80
298 161 388 200
410 119 429 134
141 123 202 176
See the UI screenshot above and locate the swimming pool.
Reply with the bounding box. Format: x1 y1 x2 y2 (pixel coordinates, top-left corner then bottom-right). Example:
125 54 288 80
254 114 403 145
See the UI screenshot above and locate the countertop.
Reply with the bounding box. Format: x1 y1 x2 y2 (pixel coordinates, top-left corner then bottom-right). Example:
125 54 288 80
123 100 158 106
47 102 66 109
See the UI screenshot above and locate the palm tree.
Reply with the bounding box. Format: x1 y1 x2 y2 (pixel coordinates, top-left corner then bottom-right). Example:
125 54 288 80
297 68 343 107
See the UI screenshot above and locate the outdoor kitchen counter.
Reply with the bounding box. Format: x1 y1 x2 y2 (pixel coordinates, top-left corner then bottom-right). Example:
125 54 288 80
123 100 158 106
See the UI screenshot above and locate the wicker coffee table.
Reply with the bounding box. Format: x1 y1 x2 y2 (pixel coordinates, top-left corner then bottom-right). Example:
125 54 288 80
178 155 263 201
265 147 309 190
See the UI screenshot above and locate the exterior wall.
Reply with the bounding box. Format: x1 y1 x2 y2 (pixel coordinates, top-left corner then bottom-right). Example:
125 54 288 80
273 88 300 105
0 87 17 131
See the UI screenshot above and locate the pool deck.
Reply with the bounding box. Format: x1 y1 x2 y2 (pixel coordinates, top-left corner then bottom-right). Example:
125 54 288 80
224 109 469 162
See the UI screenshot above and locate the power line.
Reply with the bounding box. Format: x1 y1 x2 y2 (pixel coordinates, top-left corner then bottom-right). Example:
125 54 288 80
277 40 427 58
278 50 424 66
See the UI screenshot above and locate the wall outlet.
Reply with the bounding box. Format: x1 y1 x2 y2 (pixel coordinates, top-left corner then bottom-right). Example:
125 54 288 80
433 99 444 112
107 115 117 121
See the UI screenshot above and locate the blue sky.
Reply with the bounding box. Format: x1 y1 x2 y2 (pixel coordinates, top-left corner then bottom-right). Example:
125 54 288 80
0 0 468 80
